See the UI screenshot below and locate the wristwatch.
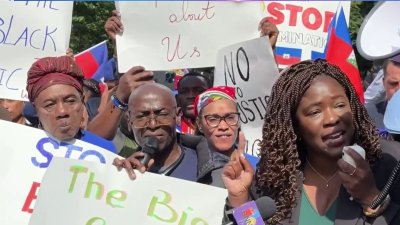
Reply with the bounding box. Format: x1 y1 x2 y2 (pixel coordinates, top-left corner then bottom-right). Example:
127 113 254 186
363 195 391 218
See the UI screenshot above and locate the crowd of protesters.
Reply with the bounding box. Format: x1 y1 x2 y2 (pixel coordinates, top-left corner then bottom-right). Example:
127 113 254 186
1 7 400 225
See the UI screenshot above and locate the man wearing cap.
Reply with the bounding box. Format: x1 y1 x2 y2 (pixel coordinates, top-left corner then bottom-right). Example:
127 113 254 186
26 56 116 153
366 53 400 129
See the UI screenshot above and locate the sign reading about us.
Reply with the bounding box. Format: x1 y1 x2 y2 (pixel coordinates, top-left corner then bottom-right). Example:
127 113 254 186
0 0 73 101
29 158 227 225
0 120 117 225
115 1 264 72
214 37 279 156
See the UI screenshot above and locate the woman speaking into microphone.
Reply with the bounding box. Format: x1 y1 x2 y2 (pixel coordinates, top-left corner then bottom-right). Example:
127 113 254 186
222 59 400 225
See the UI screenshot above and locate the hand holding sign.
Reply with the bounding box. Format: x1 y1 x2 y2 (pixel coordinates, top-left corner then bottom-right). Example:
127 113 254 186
113 151 154 180
115 66 154 103
222 131 254 208
258 18 279 49
104 10 123 43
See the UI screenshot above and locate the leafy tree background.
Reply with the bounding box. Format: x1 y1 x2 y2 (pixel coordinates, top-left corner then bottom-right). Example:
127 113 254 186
349 1 377 80
70 1 378 79
70 2 114 56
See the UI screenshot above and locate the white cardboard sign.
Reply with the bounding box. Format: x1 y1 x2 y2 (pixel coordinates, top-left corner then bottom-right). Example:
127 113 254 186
0 120 117 225
0 0 73 101
29 158 228 225
214 37 279 156
116 1 264 71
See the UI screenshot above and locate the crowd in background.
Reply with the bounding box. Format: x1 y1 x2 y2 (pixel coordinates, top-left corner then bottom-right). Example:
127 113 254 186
1 6 400 225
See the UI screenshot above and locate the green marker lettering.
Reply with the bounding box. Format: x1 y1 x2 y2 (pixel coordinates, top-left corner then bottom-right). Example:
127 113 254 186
191 218 208 225
106 190 127 208
86 217 106 225
147 190 178 222
68 165 88 193
84 172 104 200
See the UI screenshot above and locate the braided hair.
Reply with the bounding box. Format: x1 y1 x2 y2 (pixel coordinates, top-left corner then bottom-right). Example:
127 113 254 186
256 59 381 224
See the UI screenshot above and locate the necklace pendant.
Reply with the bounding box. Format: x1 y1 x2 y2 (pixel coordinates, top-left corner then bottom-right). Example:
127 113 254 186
326 183 329 188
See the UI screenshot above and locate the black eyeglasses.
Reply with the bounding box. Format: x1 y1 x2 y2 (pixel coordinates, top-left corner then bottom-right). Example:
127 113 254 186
203 113 240 128
130 110 176 128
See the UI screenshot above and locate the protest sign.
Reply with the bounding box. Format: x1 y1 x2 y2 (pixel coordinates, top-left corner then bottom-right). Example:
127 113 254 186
29 157 227 225
214 37 279 156
116 1 264 72
263 1 351 68
0 120 117 225
0 1 73 101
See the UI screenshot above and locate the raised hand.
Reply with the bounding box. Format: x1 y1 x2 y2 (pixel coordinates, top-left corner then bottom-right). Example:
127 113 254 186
115 66 154 103
222 132 254 207
104 10 123 42
258 17 279 49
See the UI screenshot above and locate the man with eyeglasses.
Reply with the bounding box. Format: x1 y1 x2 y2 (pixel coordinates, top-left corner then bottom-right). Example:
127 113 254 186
113 83 213 182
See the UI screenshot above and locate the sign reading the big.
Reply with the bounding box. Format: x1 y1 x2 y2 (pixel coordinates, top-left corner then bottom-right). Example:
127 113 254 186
263 1 351 68
116 1 263 71
29 158 227 225
0 0 73 101
214 37 279 156
0 120 117 225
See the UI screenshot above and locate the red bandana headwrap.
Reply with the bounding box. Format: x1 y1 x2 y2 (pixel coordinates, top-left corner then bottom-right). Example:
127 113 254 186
26 56 84 102
194 86 235 117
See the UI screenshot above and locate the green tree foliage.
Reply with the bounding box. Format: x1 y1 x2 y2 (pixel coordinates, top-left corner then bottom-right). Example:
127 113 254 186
70 2 115 54
349 1 376 45
349 1 377 79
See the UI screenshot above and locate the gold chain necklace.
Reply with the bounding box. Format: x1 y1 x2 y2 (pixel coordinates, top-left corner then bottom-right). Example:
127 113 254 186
306 159 339 188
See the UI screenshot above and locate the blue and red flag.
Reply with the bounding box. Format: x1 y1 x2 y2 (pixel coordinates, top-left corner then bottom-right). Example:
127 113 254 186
100 58 117 82
324 6 364 103
75 41 108 80
275 46 302 65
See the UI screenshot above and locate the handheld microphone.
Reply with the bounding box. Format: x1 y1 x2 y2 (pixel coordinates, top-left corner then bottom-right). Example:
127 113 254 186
140 137 158 167
342 144 366 167
231 196 276 225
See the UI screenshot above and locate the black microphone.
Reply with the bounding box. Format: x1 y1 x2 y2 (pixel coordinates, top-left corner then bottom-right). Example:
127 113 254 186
370 160 400 209
254 196 277 220
227 196 276 225
140 137 158 167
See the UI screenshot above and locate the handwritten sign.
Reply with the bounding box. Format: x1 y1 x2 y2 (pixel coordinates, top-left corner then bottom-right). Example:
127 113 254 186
0 120 118 225
116 1 264 72
29 158 227 225
0 0 73 101
214 37 279 156
263 1 351 68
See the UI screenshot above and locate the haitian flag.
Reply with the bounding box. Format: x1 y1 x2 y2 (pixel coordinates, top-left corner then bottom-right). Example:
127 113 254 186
275 46 302 66
325 6 364 103
75 41 108 80
102 58 117 82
